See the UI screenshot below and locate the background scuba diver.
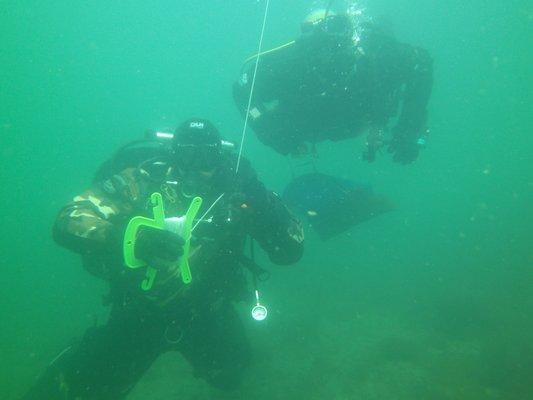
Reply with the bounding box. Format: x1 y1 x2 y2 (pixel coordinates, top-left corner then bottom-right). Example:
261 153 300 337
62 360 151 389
233 7 433 164
22 118 304 399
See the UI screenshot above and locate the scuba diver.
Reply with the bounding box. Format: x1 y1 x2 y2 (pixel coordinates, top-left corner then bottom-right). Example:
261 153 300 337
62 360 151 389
22 118 304 399
233 7 433 164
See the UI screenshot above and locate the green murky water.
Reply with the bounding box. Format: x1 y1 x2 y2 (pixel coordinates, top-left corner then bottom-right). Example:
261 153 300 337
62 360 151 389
1 1 531 398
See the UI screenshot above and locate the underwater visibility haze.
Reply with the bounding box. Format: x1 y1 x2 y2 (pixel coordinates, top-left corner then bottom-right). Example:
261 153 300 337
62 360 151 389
0 0 532 399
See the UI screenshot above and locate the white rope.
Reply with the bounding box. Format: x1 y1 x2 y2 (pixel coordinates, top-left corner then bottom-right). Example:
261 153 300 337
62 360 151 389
193 2 270 229
192 193 225 231
235 0 271 174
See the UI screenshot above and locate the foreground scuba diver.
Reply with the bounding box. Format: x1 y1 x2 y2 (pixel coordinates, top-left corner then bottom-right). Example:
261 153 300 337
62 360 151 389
234 8 433 163
22 118 304 399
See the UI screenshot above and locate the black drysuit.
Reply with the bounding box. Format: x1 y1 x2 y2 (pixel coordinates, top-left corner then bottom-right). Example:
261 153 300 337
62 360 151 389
234 21 433 163
22 146 304 399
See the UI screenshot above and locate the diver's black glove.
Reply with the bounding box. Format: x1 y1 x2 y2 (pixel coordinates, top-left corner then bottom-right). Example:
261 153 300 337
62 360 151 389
388 129 420 164
134 226 184 269
363 128 386 163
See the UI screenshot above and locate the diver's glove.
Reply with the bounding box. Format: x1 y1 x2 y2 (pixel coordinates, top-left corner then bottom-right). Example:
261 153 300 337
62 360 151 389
363 128 386 163
134 226 184 270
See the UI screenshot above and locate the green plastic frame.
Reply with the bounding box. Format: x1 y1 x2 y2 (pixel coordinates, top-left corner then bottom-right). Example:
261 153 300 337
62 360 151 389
123 192 203 290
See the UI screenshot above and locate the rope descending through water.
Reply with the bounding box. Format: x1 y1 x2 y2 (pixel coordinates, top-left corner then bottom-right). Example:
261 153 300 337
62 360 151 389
194 1 271 229
235 0 271 174
192 193 225 231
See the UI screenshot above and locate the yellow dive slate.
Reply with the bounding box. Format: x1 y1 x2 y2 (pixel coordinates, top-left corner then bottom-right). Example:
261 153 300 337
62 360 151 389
123 192 203 291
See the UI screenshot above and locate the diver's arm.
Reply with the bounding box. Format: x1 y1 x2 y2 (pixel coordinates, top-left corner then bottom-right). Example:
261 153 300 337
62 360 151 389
53 168 141 278
251 191 304 265
239 164 304 265
396 45 433 136
390 45 433 163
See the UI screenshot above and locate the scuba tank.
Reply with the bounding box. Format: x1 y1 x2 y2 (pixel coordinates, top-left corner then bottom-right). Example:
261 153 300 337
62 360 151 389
93 130 175 184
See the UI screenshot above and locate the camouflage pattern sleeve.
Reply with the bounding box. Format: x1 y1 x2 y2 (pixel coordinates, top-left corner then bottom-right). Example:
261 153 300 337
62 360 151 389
53 168 143 276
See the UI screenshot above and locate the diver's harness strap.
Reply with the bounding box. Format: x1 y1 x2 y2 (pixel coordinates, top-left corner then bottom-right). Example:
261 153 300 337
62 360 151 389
240 254 271 287
242 239 271 288
123 192 202 291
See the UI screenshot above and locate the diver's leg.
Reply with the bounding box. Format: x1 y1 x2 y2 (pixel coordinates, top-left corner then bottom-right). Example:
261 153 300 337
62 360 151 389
179 303 252 391
21 302 165 400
